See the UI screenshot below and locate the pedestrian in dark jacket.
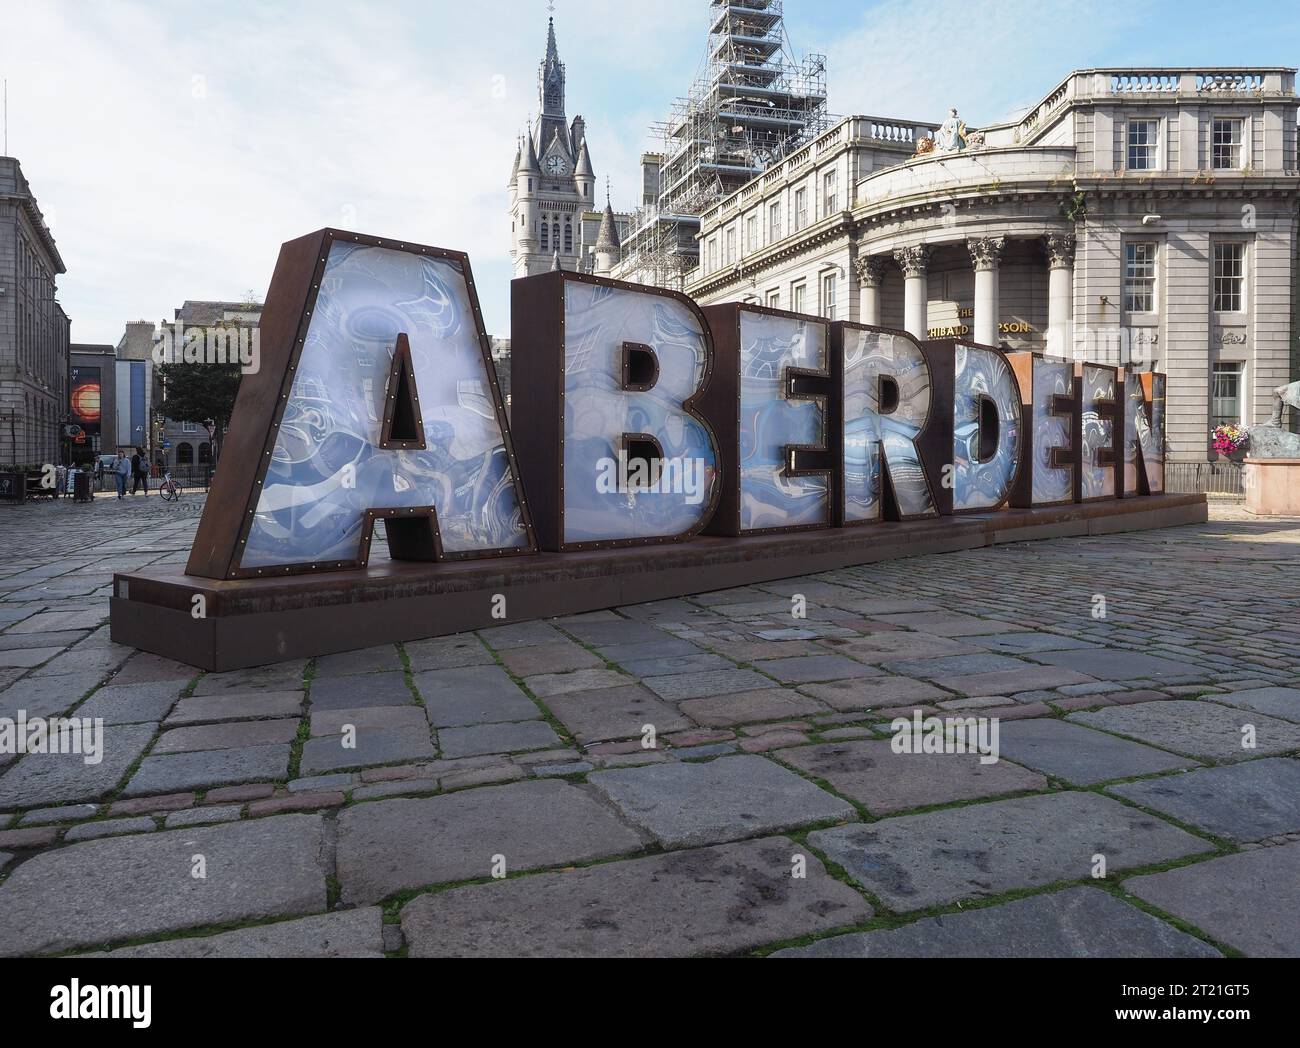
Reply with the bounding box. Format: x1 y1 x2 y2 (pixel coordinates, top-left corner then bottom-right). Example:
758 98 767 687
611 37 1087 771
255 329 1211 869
131 449 147 494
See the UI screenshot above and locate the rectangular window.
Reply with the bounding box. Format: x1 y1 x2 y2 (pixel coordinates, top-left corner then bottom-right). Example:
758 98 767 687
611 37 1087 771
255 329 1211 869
792 282 806 313
768 201 782 242
181 421 197 434
823 170 838 215
1123 242 1157 313
1213 242 1245 312
1211 362 1243 426
725 227 736 265
746 215 758 253
708 238 718 273
765 288 780 309
1126 119 1160 170
1212 118 1243 170
821 272 837 320
794 187 808 230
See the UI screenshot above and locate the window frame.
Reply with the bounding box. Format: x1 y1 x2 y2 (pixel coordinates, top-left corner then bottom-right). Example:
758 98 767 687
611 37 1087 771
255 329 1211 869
1211 116 1245 171
791 280 807 314
1123 241 1158 314
1210 361 1245 427
1125 117 1161 171
1212 241 1246 313
793 186 808 231
821 270 837 320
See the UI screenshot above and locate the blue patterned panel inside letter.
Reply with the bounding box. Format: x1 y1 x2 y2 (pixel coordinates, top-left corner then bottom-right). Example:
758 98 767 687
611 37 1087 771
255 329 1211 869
562 282 719 543
1123 372 1164 494
239 242 529 569
1080 364 1116 499
843 328 936 520
1032 358 1074 504
953 345 1021 510
738 311 828 531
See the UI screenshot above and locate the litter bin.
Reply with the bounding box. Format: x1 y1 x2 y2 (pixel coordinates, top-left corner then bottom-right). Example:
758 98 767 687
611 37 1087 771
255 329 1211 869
74 471 93 503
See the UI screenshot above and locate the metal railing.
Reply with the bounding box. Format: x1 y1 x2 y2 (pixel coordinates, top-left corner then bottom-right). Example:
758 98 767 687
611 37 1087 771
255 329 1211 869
1165 461 1244 496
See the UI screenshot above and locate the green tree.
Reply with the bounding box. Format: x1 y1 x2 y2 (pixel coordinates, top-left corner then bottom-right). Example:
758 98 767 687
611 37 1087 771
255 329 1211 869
158 361 242 463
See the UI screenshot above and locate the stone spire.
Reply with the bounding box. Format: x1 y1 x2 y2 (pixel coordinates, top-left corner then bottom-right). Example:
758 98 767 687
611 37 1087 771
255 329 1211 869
594 187 621 277
575 138 594 179
551 250 562 272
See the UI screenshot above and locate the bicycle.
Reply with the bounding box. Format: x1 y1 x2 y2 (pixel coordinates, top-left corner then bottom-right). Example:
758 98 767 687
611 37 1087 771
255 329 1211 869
159 472 183 502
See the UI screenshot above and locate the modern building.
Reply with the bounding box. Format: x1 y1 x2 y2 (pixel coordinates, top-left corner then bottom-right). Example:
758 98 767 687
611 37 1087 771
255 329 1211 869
509 17 631 277
681 68 1300 462
0 156 69 466
68 343 116 463
114 319 157 463
613 0 830 290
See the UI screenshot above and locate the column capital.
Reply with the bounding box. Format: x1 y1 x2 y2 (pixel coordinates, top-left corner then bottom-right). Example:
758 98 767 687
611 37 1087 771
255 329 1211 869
892 244 930 278
853 254 889 287
966 235 1006 272
1044 231 1077 269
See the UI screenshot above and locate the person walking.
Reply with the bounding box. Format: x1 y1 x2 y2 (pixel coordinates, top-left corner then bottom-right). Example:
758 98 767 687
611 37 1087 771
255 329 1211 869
113 450 130 499
131 448 147 495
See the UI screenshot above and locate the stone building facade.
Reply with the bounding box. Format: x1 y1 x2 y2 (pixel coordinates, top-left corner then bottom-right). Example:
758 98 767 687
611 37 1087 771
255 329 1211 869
68 343 116 463
684 69 1300 462
0 157 69 466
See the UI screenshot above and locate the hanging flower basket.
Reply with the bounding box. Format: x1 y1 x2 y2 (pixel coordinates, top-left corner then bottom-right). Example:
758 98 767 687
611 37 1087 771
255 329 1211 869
1211 424 1249 461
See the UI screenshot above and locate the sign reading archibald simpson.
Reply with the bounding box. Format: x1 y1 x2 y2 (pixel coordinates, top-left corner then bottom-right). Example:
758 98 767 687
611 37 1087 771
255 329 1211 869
185 229 1164 581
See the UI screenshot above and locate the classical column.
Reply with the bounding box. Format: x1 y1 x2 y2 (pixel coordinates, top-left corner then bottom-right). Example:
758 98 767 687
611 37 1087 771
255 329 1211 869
853 255 888 326
893 245 930 338
1044 232 1076 360
966 235 1006 346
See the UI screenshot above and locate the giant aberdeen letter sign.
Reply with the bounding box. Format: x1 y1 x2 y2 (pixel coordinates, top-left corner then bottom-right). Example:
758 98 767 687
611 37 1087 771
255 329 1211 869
111 229 1201 671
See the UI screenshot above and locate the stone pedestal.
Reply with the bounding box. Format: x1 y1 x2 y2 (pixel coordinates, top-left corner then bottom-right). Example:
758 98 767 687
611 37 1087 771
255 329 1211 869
1244 458 1300 516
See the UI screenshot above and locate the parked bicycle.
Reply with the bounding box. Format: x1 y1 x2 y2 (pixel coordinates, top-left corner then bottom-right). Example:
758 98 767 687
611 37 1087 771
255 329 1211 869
159 471 183 502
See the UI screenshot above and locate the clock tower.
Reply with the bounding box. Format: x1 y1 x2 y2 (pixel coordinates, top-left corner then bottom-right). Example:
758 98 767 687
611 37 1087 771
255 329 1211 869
509 17 598 277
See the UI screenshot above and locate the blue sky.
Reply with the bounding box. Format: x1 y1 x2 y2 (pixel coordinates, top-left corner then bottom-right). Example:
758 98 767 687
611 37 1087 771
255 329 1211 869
2 0 1298 342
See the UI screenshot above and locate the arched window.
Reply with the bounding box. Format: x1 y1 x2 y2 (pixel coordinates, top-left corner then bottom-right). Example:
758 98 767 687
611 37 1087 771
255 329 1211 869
564 218 573 252
540 219 549 251
177 442 194 465
552 221 560 250
198 442 212 464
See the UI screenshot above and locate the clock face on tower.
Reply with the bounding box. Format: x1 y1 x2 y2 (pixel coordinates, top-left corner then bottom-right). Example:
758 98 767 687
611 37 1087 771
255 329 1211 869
545 155 568 176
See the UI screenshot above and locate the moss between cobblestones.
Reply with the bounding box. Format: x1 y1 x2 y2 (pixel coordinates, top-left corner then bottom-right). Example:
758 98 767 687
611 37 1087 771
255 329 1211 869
481 644 578 750
285 658 317 780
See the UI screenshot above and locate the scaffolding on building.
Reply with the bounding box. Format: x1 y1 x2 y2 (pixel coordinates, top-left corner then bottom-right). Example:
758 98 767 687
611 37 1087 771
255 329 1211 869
616 0 832 289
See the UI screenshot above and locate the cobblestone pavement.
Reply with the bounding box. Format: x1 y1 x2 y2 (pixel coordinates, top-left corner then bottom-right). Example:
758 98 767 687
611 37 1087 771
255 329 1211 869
0 492 1297 957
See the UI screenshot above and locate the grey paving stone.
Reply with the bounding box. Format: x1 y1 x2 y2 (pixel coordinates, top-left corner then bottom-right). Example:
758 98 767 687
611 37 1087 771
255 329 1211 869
164 691 305 726
309 705 427 736
1125 840 1300 957
883 653 1031 679
1108 758 1300 843
874 612 1017 636
350 778 440 801
932 665 1096 696
589 754 855 848
559 619 668 647
0 851 11 872
524 668 630 697
287 773 356 793
996 718 1200 786
1031 648 1200 682
808 791 1212 911
165 804 242 828
0 723 156 808
800 675 951 712
475 621 566 650
19 803 99 826
498 643 604 677
672 742 739 760
0 814 328 956
71 681 185 725
772 887 1218 958
680 687 827 727
437 720 561 759
543 684 691 744
534 762 594 777
335 779 645 903
821 632 981 664
975 633 1101 654
404 634 495 671
0 673 104 720
753 654 882 684
414 666 539 727
85 907 385 958
1070 700 1300 762
618 653 733 678
1214 687 1300 723
595 638 703 664
313 646 404 676
123 744 292 796
401 836 871 957
65 817 157 841
774 739 1047 814
300 728 436 774
642 669 773 701
0 646 63 668
153 719 300 755
308 673 414 711
189 661 307 696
